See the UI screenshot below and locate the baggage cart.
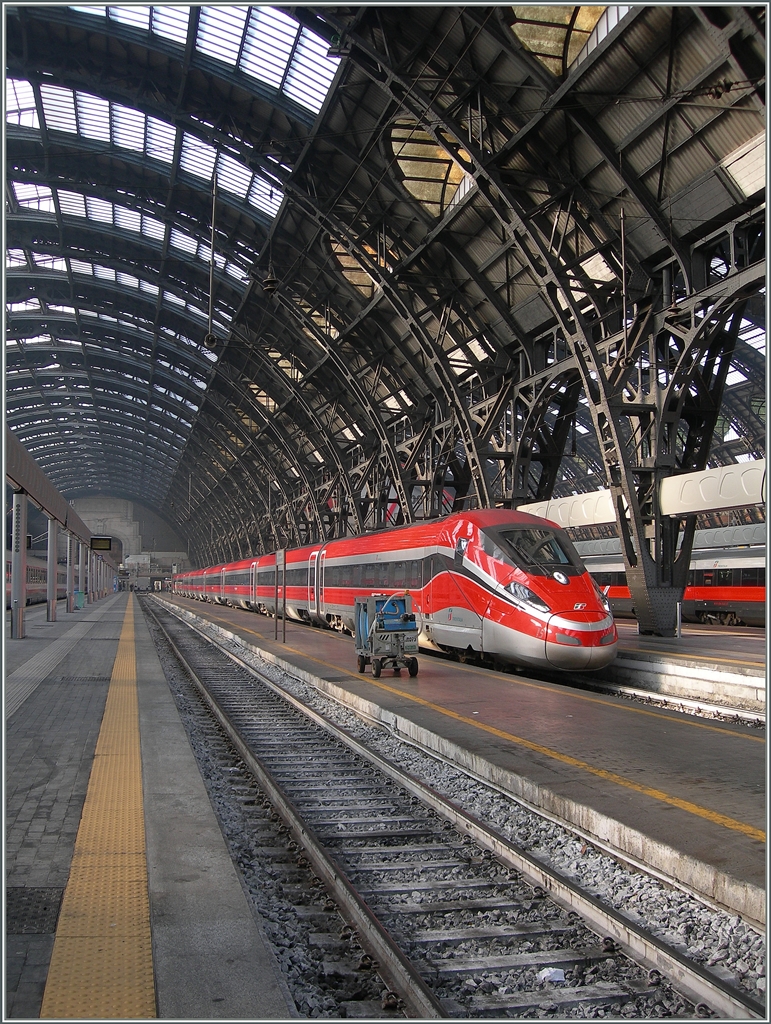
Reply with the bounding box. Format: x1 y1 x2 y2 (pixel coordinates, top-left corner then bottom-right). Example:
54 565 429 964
354 592 419 677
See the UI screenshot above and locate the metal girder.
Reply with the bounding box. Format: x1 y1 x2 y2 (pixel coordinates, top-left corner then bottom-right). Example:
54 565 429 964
574 263 763 635
319 7 764 635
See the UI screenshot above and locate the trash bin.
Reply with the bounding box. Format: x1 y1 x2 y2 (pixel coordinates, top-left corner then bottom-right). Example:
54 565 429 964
74 590 85 610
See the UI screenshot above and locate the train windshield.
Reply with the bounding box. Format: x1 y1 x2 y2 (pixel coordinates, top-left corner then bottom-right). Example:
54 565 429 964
481 526 584 577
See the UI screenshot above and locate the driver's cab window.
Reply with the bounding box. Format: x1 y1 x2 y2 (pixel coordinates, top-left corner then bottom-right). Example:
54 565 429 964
454 537 468 566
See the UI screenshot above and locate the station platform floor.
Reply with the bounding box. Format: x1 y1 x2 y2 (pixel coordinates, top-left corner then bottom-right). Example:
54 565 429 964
156 594 765 928
5 594 765 1018
605 620 765 711
5 593 296 1020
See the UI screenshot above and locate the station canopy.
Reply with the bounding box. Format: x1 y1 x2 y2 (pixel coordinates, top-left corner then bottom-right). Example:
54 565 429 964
5 5 766 568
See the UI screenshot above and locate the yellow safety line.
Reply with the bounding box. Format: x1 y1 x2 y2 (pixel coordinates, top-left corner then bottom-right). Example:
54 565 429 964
357 677 767 843
41 596 156 1019
220 613 764 743
202 610 765 844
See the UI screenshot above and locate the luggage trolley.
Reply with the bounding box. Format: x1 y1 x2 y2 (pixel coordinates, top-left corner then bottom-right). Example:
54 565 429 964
354 592 419 677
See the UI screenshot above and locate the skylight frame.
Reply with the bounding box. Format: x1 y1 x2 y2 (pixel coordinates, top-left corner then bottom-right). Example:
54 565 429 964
67 5 340 117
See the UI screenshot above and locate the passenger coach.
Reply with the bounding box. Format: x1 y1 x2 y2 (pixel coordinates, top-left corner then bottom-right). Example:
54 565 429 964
174 510 618 671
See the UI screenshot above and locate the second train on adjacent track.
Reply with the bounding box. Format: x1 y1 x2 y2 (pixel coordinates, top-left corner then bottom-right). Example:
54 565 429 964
173 509 618 671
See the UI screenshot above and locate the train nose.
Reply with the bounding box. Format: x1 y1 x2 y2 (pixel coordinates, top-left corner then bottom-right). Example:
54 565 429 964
545 610 618 669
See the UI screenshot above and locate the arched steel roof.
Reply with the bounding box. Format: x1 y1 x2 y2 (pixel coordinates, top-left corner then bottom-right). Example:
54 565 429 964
5 5 766 575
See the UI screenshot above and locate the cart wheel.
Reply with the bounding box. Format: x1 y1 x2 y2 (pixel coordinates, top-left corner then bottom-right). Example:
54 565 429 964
372 659 382 678
357 655 366 673
408 658 419 677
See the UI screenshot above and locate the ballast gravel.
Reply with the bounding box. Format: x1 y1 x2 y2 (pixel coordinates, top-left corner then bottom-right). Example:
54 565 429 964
213 631 765 1004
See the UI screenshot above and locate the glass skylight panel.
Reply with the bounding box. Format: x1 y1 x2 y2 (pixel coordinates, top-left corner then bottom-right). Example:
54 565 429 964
94 265 117 281
112 103 145 151
7 79 39 128
57 189 88 217
170 228 198 255
725 368 748 386
108 5 150 30
151 6 189 45
284 30 340 114
70 259 93 275
40 84 78 132
113 205 141 232
6 249 27 267
33 255 68 271
225 262 248 283
164 290 185 307
7 298 41 311
216 153 251 199
248 176 283 216
186 301 207 320
240 6 297 88
142 215 166 241
739 317 765 354
180 133 217 180
14 182 53 211
140 280 160 296
117 272 140 289
197 6 248 66
76 92 110 141
86 196 114 223
70 6 107 16
146 117 176 163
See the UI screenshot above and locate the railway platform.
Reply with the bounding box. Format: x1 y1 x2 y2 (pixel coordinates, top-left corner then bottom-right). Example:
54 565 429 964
155 595 766 930
5 593 296 1020
603 622 765 712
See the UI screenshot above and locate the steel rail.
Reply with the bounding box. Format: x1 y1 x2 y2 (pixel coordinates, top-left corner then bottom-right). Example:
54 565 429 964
153 599 765 1020
146 600 445 1020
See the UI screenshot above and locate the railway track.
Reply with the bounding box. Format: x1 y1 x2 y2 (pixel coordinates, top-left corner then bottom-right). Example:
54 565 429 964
144 598 764 1020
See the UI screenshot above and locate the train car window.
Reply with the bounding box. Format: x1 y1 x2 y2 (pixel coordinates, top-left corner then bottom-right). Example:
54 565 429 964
393 561 405 588
490 527 582 575
741 567 764 586
717 568 733 586
702 570 715 586
454 538 468 566
379 561 390 587
362 562 375 587
480 532 509 563
410 560 421 589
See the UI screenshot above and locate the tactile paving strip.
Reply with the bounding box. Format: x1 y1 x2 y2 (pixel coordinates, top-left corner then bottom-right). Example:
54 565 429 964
40 597 157 1019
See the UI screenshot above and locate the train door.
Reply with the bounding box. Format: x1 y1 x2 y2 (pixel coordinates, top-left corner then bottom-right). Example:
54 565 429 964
428 541 483 652
319 549 326 615
308 551 318 613
220 568 226 603
250 562 257 606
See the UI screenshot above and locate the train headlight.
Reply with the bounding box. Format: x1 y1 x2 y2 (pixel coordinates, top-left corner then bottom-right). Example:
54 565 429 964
505 581 550 613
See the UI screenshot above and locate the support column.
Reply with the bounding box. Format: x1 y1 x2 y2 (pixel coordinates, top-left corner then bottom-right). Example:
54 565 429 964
87 550 94 604
11 491 28 639
66 534 75 612
78 541 85 610
47 517 58 621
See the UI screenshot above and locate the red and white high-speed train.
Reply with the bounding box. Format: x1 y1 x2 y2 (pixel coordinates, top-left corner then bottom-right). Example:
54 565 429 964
173 509 618 671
